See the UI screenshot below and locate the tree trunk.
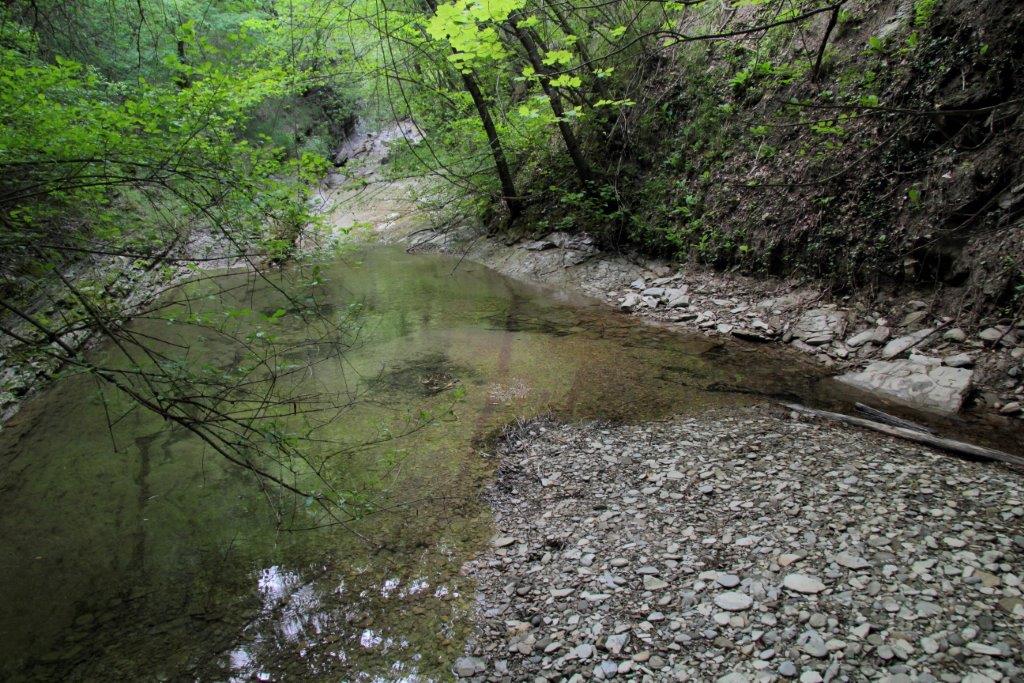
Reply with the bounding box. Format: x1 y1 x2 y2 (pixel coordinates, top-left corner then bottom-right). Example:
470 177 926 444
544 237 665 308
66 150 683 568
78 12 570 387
811 2 843 82
461 71 521 219
175 39 191 89
507 13 594 188
422 0 520 218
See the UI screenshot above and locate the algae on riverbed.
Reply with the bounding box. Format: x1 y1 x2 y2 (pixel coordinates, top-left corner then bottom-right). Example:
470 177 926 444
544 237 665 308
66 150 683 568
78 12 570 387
0 246 829 680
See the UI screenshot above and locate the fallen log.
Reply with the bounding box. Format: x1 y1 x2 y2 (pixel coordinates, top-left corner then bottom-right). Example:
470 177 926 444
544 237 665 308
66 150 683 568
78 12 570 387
854 402 936 434
782 402 1024 468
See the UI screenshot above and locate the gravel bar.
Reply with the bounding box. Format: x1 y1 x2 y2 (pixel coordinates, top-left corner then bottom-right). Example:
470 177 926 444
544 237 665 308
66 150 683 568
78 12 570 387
458 407 1024 682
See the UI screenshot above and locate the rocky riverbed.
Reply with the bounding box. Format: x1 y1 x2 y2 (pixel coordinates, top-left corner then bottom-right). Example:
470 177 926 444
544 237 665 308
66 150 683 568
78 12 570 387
324 128 1024 681
457 407 1024 682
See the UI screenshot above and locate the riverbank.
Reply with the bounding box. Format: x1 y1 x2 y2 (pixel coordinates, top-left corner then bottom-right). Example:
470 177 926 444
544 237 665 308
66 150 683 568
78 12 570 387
457 408 1024 681
323 129 1020 425
0 230 247 426
322 129 1022 426
392 222 1023 427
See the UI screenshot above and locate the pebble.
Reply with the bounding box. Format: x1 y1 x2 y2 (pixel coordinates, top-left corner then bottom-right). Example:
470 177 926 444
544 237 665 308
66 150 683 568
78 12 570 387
834 552 870 570
714 592 753 612
1000 401 1021 415
716 574 741 588
605 634 628 655
943 328 967 342
783 574 827 594
779 661 798 677
967 643 1005 657
643 575 668 590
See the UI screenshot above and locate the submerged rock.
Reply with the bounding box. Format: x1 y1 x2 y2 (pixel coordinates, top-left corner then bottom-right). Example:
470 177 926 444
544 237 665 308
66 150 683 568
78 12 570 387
453 656 486 677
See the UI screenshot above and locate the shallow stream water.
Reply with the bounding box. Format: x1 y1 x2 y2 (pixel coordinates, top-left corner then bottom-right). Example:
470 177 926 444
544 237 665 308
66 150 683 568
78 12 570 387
0 246 1015 681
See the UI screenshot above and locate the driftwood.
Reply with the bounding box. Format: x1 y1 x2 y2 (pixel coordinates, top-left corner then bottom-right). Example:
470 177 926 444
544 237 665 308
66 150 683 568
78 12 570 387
854 402 936 434
782 403 1024 468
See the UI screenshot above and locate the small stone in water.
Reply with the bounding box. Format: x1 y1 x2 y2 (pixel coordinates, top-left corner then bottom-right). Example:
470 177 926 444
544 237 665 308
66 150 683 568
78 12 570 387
453 656 486 677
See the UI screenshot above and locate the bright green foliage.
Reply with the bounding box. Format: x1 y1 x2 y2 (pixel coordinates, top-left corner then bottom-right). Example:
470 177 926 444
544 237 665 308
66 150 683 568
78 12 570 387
0 1 340 267
426 0 527 68
914 0 940 26
3 0 955 300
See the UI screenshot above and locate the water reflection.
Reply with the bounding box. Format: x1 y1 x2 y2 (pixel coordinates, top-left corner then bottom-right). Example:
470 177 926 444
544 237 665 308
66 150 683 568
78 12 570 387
226 562 454 681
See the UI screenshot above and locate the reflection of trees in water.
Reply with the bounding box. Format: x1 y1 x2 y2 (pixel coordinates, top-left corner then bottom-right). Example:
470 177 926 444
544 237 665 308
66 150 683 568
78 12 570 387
0 261 427 534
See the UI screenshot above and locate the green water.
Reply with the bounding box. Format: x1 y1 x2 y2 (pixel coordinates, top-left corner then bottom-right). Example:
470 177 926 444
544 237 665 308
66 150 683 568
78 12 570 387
0 247 843 681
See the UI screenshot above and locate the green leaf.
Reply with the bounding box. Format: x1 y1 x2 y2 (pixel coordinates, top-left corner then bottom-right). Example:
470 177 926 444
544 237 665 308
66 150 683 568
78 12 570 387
541 49 573 66
549 74 582 88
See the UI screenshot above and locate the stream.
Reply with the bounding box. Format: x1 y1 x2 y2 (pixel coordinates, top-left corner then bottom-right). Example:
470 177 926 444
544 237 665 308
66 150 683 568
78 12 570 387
0 245 1014 681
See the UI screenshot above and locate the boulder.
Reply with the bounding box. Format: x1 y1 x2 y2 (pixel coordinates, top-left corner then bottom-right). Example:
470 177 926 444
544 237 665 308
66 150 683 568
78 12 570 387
792 309 847 343
979 326 1019 346
942 353 974 368
880 327 935 359
846 329 875 348
837 359 973 414
943 328 967 342
664 289 690 308
847 326 890 348
620 293 642 311
979 327 1005 342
